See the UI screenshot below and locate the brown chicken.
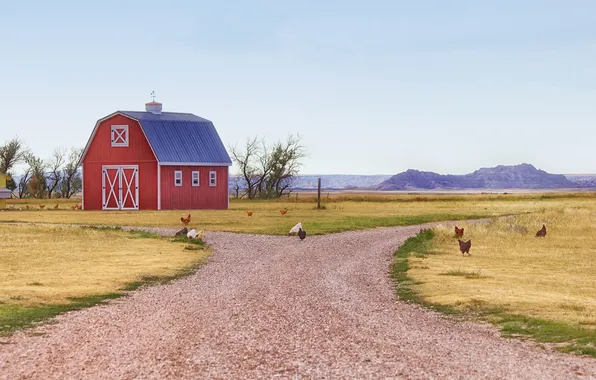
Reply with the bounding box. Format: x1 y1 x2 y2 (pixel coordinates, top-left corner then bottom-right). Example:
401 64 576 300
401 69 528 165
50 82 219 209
246 210 253 217
535 224 546 237
279 209 288 215
39 204 45 209
54 203 59 209
180 214 191 226
454 226 464 238
458 239 472 255
25 205 31 210
70 205 77 210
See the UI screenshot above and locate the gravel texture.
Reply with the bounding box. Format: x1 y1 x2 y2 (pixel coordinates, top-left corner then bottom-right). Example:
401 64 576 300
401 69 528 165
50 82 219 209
1 223 595 379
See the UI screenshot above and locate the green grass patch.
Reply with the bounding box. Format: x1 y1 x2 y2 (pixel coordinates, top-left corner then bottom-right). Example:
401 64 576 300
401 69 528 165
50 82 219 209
171 235 205 246
308 213 493 235
391 228 596 358
80 225 122 231
439 269 486 279
0 294 122 335
127 229 162 239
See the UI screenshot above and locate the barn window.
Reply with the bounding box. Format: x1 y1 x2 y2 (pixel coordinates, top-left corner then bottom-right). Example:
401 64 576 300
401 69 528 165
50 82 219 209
174 171 182 187
209 171 217 187
111 125 129 147
192 171 200 187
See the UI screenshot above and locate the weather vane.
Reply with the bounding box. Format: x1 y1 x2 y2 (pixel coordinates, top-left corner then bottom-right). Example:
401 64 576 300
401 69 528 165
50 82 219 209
150 90 156 102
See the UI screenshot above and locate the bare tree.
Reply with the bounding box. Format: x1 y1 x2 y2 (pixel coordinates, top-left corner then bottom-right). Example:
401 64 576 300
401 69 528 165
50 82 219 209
17 168 32 198
229 137 262 200
260 135 305 198
25 154 47 199
60 148 83 198
46 147 66 199
230 134 306 199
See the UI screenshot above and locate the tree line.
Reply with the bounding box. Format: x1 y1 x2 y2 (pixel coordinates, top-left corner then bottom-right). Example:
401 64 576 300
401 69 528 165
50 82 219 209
0 138 82 199
1 133 306 200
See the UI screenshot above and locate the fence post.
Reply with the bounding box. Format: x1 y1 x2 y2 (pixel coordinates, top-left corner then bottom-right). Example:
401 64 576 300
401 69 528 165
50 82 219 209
317 177 321 209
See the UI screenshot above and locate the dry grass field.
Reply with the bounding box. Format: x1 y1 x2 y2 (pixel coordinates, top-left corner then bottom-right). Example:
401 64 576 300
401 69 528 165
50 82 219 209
394 201 596 356
2 192 596 354
0 224 208 333
3 193 596 235
411 209 596 327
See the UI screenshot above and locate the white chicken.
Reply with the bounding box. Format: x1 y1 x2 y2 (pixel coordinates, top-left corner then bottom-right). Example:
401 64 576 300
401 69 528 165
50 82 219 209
288 222 303 236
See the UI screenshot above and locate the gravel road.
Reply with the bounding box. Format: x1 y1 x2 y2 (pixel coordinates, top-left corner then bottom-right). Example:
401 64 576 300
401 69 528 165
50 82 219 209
1 223 595 379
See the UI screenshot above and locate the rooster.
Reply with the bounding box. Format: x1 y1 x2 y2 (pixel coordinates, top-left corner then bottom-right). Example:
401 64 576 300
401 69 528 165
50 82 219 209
454 226 464 238
246 210 253 217
458 239 471 255
39 204 45 209
180 214 191 226
535 224 546 237
279 209 288 216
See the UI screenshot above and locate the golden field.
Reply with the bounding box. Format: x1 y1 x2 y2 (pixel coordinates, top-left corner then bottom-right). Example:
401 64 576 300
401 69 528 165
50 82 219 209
0 225 208 306
2 191 596 350
408 206 596 329
0 224 208 333
3 193 596 235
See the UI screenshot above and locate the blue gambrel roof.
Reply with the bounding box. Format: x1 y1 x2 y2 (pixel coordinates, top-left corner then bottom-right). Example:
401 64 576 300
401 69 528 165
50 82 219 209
119 111 232 165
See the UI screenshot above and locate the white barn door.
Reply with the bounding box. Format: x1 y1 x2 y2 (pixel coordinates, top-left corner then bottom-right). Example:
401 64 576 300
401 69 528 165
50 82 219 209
102 165 139 210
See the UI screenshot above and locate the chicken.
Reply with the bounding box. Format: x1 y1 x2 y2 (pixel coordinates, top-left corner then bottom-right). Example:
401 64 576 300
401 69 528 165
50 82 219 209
298 228 307 240
70 205 77 210
246 210 253 217
25 205 30 210
76 204 82 210
54 203 59 209
454 226 464 238
458 239 471 255
279 209 288 215
175 227 188 236
39 204 45 209
196 230 205 241
9 204 14 210
180 214 191 226
288 222 303 236
535 224 547 237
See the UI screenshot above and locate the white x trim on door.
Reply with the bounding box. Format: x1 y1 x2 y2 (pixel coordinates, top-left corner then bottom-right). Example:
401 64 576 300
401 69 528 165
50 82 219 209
102 165 139 210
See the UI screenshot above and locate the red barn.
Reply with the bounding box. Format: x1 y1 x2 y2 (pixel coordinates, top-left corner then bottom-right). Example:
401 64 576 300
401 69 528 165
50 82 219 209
80 101 232 210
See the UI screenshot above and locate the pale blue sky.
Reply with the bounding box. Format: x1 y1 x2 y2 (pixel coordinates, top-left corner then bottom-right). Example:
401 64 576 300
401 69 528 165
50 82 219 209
1 1 595 175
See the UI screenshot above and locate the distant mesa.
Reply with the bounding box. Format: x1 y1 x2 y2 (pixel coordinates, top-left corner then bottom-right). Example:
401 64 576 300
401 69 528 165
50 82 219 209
377 163 590 190
226 164 596 192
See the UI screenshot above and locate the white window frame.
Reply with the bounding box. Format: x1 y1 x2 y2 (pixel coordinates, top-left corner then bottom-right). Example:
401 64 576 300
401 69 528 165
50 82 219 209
192 171 200 187
111 125 129 147
174 170 182 187
209 171 217 187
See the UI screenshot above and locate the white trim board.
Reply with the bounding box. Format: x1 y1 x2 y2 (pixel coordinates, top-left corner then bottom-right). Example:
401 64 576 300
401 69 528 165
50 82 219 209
157 162 161 210
159 162 232 167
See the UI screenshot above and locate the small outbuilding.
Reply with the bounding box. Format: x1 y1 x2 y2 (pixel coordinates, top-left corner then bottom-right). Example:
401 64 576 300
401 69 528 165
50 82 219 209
80 100 232 210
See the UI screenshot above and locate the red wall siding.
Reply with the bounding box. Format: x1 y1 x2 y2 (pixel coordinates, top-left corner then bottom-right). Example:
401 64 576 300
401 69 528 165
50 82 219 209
160 166 229 210
82 115 158 210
